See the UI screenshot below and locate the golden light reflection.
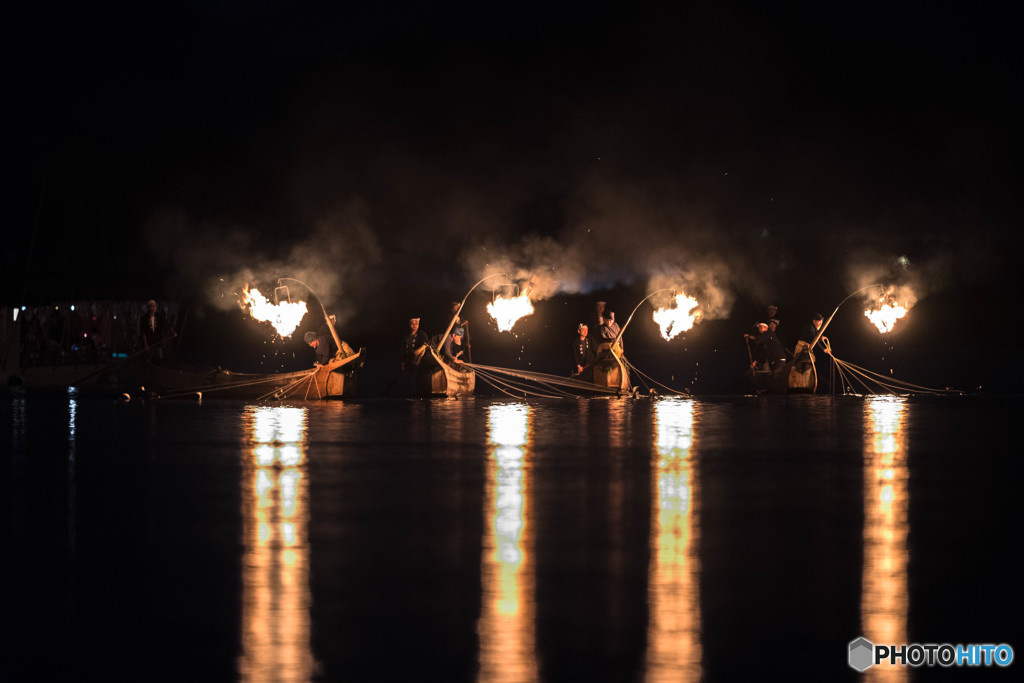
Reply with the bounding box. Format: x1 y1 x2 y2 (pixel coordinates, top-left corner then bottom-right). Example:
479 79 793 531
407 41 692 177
478 403 536 682
862 396 909 683
239 406 314 682
646 398 701 681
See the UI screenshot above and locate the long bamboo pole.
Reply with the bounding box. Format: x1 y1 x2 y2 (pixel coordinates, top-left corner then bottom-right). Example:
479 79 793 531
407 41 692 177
277 277 345 357
809 283 884 350
434 273 509 353
613 288 673 346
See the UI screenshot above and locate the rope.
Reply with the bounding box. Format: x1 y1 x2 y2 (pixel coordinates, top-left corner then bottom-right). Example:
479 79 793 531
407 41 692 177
818 338 955 395
147 367 320 400
473 366 578 398
622 358 690 396
464 362 621 395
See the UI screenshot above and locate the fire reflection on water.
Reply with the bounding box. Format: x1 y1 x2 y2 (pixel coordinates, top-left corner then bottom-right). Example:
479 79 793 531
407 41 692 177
238 406 313 682
862 396 909 682
478 403 536 682
646 398 701 681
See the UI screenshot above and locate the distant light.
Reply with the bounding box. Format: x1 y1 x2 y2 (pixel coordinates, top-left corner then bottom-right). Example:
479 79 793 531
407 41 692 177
70 305 76 312
897 255 910 269
11 309 18 322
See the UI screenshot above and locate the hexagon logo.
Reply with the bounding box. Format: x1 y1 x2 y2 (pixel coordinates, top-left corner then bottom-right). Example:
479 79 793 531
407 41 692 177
849 637 874 672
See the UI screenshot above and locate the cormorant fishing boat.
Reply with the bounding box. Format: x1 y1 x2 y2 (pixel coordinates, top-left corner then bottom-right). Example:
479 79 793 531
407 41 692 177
412 345 475 398
124 342 362 400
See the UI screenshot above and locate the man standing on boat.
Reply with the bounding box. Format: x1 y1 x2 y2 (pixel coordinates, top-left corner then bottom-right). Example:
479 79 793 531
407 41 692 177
600 311 621 347
572 323 596 375
401 317 428 373
139 299 176 363
764 319 792 370
797 313 830 354
744 322 770 369
443 327 466 365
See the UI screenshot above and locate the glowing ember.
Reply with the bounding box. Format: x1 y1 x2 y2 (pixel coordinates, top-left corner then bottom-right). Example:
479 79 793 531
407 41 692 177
652 293 700 340
487 294 534 332
864 299 908 333
242 285 308 337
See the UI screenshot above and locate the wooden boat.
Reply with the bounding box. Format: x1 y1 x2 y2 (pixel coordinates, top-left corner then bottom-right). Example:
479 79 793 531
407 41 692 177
580 341 631 393
124 343 362 400
412 345 475 398
786 341 817 392
749 341 816 394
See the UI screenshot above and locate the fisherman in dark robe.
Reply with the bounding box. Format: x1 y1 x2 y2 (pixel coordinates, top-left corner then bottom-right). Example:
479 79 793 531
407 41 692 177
761 319 791 371
139 299 176 362
797 312 830 354
442 327 466 365
446 301 471 363
304 329 333 367
401 317 428 373
744 322 770 370
572 323 596 375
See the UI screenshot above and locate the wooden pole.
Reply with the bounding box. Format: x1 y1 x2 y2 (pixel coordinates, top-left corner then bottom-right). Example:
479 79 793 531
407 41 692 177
434 273 508 353
277 277 345 357
614 288 672 347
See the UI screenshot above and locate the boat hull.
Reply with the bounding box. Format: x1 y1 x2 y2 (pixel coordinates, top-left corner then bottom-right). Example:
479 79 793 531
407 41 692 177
414 347 475 398
751 344 816 395
125 352 361 400
582 342 631 394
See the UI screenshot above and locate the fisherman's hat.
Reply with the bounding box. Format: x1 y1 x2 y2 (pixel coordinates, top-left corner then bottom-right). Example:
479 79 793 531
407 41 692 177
304 331 318 343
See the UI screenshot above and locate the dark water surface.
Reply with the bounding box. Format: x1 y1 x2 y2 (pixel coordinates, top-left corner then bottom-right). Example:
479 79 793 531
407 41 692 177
3 393 1020 681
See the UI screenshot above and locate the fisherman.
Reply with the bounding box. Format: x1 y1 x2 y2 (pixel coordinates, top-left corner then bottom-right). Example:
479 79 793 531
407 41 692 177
139 299 176 363
304 329 333 367
442 326 466 365
797 312 830 354
600 310 621 346
572 323 596 375
762 319 791 370
401 317 428 372
744 322 770 370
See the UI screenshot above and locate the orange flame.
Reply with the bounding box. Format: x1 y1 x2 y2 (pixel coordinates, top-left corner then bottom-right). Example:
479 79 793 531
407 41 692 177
652 293 700 340
242 285 309 337
487 293 534 332
864 292 909 334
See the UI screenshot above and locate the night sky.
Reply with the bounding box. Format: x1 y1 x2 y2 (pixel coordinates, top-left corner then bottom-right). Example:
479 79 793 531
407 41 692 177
8 1 1022 389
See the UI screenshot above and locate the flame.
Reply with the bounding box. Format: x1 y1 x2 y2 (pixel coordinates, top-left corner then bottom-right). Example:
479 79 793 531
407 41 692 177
864 292 909 334
487 294 535 333
242 285 309 338
652 293 700 341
